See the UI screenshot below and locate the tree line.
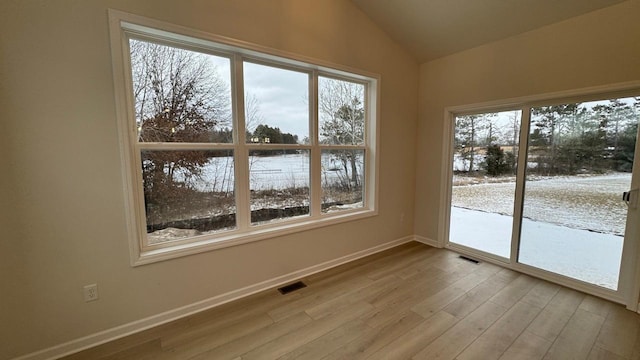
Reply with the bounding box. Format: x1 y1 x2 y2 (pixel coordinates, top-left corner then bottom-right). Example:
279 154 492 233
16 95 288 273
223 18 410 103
455 98 640 176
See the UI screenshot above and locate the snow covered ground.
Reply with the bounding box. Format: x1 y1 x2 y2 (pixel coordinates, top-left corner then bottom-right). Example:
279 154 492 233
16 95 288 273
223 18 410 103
192 153 362 192
452 173 630 235
450 207 623 289
450 173 631 290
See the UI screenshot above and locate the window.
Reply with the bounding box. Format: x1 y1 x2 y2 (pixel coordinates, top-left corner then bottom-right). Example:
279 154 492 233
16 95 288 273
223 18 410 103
110 13 378 264
319 77 367 213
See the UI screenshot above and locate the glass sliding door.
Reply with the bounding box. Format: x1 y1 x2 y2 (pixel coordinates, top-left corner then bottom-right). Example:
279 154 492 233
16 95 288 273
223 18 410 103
446 93 640 303
449 110 522 259
518 97 639 290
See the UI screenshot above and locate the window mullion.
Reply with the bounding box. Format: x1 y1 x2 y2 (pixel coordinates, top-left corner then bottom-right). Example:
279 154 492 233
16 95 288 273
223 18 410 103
136 143 236 151
232 54 250 231
310 71 322 217
365 81 374 210
367 78 378 212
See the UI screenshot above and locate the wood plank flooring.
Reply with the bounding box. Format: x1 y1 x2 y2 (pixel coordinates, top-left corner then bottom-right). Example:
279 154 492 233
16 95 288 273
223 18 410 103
63 242 640 360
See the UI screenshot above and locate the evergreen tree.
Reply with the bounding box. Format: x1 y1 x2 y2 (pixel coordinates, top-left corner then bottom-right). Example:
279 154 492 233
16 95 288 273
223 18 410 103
483 145 512 176
530 104 578 174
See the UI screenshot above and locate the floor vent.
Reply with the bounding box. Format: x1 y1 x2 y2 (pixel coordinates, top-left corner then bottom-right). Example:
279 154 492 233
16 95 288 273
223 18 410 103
278 281 307 295
459 255 480 264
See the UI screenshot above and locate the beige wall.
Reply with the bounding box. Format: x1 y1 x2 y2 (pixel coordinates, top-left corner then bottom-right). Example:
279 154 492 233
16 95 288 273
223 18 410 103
415 0 640 241
0 83 26 357
0 1 418 358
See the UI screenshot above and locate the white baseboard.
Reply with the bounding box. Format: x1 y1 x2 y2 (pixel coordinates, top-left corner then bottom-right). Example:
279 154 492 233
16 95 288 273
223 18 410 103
413 235 441 248
15 235 414 360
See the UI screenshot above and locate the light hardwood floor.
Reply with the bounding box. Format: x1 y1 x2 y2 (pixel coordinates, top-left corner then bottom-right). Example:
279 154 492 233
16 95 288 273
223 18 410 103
64 242 640 360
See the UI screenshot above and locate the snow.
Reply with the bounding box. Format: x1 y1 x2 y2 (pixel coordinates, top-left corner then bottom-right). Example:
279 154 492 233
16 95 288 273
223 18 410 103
450 173 630 290
147 227 231 244
519 217 622 290
191 153 362 192
249 154 310 190
450 207 622 289
453 173 630 235
453 154 484 172
522 174 629 235
323 201 364 213
450 207 512 258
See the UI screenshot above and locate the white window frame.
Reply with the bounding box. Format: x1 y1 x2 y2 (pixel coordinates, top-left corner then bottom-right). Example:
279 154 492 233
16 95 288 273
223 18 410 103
439 82 640 308
108 10 379 265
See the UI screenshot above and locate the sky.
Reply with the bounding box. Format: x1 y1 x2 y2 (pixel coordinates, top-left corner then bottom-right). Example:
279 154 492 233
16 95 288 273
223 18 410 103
207 55 309 139
455 109 522 146
244 62 309 139
133 39 360 142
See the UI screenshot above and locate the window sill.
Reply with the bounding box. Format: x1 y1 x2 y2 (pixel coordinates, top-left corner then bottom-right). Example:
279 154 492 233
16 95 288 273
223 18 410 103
133 208 377 266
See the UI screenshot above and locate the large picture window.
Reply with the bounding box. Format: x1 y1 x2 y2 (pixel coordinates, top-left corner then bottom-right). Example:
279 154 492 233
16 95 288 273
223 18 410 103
110 14 378 264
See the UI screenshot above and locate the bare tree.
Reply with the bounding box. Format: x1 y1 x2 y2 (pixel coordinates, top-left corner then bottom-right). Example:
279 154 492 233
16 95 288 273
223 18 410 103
129 39 232 221
244 92 264 139
319 78 365 188
130 40 231 143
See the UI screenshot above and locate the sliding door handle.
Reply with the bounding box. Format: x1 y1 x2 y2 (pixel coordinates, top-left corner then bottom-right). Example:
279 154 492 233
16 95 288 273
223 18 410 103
623 189 638 209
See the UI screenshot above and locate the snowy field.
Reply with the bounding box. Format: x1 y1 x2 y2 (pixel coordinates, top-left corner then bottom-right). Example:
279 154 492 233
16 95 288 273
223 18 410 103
193 153 362 192
450 173 631 290
452 173 630 235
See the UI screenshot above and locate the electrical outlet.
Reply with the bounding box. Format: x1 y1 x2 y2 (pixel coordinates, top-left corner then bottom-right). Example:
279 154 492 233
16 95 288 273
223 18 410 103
400 213 405 223
83 284 99 302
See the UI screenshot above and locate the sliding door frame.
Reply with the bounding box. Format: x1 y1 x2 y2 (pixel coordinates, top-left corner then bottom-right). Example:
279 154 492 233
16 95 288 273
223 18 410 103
438 81 640 310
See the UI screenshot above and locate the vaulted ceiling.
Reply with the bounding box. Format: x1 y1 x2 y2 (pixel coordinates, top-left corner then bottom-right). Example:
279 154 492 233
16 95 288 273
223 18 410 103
351 0 629 62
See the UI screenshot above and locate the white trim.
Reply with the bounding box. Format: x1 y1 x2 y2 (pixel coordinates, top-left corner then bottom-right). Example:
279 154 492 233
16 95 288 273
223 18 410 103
368 77 381 214
136 210 378 265
232 54 250 233
414 235 441 248
310 70 321 217
620 115 640 311
437 109 454 248
511 262 624 305
445 81 640 114
446 242 510 265
442 242 624 305
510 108 529 264
108 10 145 265
14 236 414 360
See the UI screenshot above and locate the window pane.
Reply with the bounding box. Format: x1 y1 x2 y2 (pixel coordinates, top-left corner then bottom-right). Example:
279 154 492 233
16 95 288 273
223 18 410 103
243 62 309 144
129 39 233 143
249 150 310 224
518 98 638 289
142 150 236 244
450 110 522 258
318 77 365 145
321 149 364 212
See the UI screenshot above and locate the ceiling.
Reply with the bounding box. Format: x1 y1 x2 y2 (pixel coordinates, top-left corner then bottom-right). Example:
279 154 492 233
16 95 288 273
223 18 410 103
351 0 628 62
